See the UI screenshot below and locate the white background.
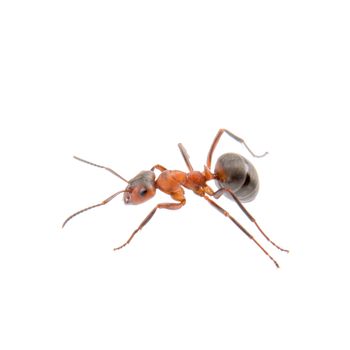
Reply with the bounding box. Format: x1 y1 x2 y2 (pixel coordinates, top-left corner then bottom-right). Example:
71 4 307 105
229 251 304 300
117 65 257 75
1 1 349 349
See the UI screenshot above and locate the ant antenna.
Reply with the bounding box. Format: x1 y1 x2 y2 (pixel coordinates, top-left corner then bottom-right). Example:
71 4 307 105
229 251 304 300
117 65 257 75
73 156 129 183
62 190 126 228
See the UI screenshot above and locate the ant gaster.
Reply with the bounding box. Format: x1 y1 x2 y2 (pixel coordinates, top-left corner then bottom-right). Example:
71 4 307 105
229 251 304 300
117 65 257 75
63 129 289 268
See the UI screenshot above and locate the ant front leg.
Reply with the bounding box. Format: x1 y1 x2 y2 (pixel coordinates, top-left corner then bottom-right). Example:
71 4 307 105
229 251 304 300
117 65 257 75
114 200 186 251
151 164 167 172
207 129 268 170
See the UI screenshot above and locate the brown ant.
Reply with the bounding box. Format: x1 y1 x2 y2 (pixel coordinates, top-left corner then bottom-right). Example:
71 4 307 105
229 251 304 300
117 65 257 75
62 129 289 268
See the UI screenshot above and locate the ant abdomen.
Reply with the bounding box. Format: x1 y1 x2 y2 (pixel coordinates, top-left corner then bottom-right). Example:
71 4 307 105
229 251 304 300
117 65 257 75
214 153 259 202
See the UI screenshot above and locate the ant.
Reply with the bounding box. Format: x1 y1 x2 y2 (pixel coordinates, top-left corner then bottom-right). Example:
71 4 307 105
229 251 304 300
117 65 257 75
62 129 289 268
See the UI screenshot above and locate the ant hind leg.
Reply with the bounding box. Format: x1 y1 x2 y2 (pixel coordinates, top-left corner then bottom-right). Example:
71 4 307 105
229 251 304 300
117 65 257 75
207 129 268 169
212 188 289 253
203 195 280 268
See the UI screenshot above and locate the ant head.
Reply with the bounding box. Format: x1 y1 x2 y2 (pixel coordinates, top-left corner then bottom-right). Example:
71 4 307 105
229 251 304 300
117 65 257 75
124 171 156 205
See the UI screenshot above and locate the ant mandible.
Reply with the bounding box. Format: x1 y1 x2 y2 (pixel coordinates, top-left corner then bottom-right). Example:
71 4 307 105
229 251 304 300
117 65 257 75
62 129 289 268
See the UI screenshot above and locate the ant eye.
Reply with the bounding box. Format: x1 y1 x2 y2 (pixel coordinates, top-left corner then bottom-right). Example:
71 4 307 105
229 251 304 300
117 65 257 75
139 188 148 196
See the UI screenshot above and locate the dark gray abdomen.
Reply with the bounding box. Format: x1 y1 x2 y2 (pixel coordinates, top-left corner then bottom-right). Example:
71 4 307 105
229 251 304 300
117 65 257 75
214 153 259 202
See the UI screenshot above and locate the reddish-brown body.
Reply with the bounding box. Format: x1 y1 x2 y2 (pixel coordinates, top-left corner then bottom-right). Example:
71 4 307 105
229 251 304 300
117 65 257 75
63 129 289 268
156 170 212 199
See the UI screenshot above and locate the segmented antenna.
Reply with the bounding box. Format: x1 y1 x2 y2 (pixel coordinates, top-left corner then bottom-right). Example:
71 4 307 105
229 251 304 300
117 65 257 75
62 190 126 228
73 156 129 183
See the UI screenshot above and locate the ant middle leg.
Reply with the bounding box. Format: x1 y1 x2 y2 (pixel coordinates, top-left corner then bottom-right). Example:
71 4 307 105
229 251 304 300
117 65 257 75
178 143 194 171
206 129 268 169
114 200 186 251
212 188 289 253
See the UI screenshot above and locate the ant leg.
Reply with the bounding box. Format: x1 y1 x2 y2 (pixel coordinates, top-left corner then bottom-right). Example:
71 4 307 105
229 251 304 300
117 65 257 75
151 164 167 172
212 188 289 253
178 143 194 171
203 195 279 268
62 190 125 228
207 129 268 169
114 200 186 250
73 156 128 183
